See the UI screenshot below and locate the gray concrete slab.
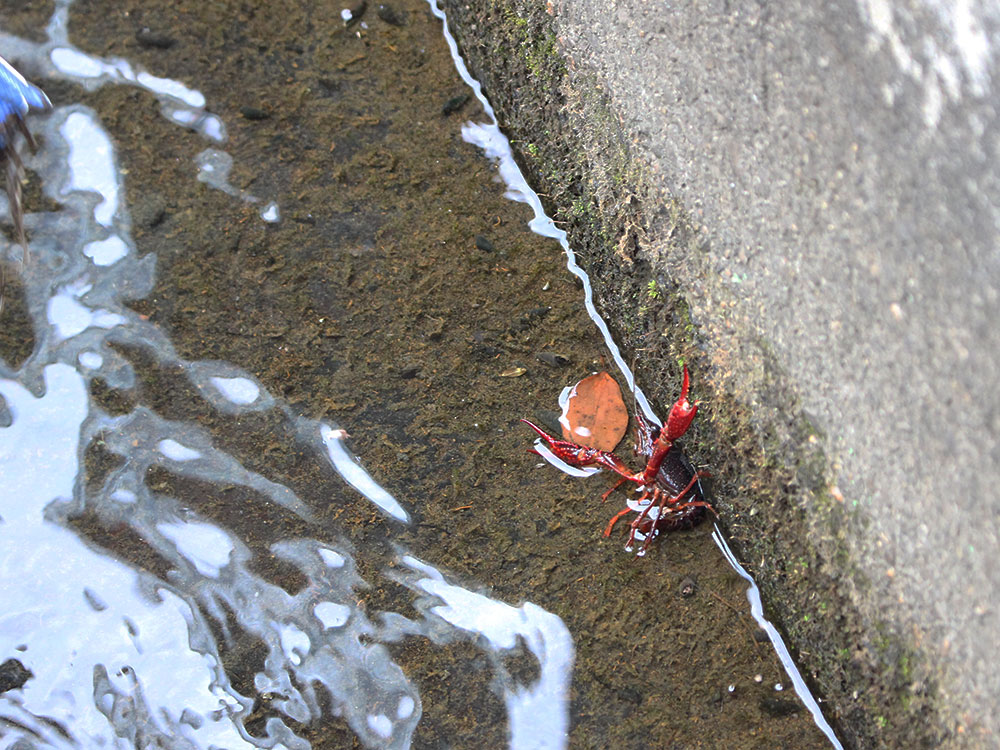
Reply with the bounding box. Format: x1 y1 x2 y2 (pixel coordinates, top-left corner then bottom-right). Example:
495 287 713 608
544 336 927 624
554 0 1000 744
440 0 1000 746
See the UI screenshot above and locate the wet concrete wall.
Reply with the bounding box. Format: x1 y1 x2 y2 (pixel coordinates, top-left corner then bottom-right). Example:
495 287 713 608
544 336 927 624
441 0 1000 747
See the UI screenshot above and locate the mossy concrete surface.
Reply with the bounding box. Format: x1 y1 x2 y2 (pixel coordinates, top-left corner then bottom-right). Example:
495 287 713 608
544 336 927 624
440 0 1000 747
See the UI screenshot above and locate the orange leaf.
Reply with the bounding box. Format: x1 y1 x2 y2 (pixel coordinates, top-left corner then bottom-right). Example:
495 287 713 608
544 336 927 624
560 372 628 452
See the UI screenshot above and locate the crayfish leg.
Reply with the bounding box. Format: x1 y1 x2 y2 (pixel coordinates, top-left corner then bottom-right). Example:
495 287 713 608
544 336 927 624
601 476 629 502
669 498 718 517
653 471 708 519
603 506 632 537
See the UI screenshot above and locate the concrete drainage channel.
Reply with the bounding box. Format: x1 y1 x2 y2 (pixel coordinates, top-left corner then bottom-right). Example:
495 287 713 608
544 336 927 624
438 0 1000 748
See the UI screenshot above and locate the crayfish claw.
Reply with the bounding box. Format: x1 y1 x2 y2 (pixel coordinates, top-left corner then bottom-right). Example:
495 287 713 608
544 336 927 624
520 418 552 441
521 419 640 479
664 365 699 441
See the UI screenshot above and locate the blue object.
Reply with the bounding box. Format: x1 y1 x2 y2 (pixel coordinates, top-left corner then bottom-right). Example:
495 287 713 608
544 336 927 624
0 54 51 151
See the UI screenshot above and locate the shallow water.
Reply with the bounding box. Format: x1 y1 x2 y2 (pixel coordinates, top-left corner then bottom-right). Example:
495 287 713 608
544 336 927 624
0 1 839 747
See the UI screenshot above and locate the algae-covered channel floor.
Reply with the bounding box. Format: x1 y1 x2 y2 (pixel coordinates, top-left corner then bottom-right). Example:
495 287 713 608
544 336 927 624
0 0 833 747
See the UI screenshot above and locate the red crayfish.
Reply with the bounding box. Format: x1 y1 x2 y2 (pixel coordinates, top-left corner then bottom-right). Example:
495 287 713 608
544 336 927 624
522 366 712 556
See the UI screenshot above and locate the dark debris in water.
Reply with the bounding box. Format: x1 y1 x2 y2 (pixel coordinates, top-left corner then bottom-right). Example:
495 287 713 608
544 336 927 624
535 351 570 367
0 658 32 694
239 106 271 121
134 27 176 49
442 92 470 115
376 3 407 27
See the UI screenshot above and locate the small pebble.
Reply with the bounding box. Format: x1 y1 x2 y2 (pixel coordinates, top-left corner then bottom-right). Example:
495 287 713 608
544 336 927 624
376 3 406 26
443 93 470 115
342 0 367 26
679 576 697 597
535 352 570 368
474 234 494 252
135 28 176 49
240 106 270 121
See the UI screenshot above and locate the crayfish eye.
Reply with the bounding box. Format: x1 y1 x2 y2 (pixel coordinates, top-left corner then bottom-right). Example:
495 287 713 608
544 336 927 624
649 426 661 441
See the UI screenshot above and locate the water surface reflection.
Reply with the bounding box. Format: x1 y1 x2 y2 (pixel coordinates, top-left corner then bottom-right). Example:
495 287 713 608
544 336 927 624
0 5 572 747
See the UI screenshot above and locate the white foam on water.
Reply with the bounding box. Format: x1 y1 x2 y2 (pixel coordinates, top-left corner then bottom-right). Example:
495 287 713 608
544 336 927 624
136 71 206 108
47 279 126 342
157 438 203 462
400 555 574 750
195 148 238 194
367 713 393 739
261 201 281 222
168 108 199 126
78 350 103 369
0 366 255 748
158 521 235 578
320 422 410 523
396 695 415 720
277 622 311 666
209 375 261 405
60 110 120 226
83 234 129 266
48 33 272 216
315 601 351 629
110 488 137 503
201 114 225 141
319 547 347 568
50 46 119 80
